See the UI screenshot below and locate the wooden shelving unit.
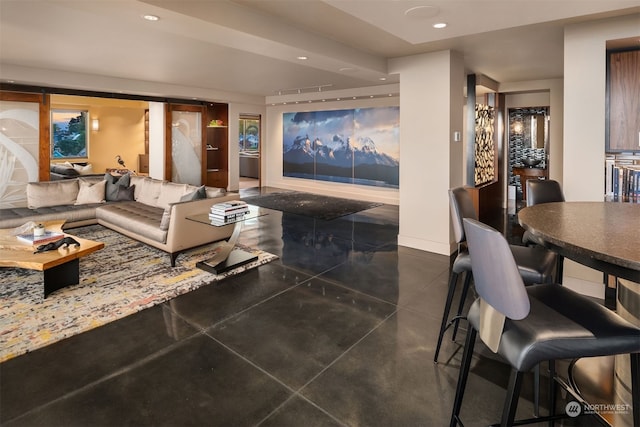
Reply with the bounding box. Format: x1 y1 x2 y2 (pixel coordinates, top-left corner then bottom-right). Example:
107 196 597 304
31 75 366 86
204 103 229 189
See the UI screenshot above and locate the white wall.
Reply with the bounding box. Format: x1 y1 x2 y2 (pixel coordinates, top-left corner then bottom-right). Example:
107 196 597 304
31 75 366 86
560 14 639 296
148 102 165 180
264 91 400 205
389 50 465 255
564 14 639 201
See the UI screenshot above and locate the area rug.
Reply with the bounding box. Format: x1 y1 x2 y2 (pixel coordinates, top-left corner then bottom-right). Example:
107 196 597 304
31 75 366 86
242 191 382 221
0 225 277 362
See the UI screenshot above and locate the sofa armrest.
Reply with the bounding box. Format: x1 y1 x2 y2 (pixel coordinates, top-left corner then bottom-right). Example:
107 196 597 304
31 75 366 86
163 193 241 252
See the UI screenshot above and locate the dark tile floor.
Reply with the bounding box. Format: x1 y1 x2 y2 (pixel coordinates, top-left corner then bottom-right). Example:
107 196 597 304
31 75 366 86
0 188 606 426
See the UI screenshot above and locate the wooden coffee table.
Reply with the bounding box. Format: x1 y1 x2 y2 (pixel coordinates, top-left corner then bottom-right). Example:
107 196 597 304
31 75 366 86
0 220 104 298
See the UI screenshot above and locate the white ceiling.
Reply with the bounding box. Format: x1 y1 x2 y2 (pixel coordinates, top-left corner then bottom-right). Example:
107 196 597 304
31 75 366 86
0 0 638 100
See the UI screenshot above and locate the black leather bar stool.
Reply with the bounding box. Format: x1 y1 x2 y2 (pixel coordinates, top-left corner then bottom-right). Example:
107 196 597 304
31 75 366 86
450 218 640 427
523 179 565 283
434 187 558 363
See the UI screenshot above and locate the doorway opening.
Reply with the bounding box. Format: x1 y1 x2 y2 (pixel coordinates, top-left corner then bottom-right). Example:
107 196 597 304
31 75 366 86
507 106 550 205
239 114 260 190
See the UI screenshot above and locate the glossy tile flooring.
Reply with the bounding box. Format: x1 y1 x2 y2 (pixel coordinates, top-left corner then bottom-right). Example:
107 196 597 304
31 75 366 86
1 188 603 426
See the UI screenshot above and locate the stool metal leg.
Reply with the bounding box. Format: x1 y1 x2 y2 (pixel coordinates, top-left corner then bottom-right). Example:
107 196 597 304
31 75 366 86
435 270 463 363
632 353 639 427
452 272 472 341
501 369 524 427
449 327 477 427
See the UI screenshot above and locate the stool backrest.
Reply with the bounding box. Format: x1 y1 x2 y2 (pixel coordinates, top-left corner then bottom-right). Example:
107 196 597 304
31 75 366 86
462 218 530 321
526 179 565 207
449 187 478 245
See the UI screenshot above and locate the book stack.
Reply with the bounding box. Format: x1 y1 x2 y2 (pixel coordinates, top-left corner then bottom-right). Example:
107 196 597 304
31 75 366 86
16 230 64 245
209 201 250 225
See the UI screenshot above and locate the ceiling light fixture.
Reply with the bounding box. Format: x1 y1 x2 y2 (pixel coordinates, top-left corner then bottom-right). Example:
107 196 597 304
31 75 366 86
405 5 439 19
296 56 308 60
433 22 447 29
379 77 387 81
142 14 159 21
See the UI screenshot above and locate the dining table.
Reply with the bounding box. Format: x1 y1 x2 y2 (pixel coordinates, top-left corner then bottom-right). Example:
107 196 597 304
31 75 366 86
518 201 640 283
518 201 640 426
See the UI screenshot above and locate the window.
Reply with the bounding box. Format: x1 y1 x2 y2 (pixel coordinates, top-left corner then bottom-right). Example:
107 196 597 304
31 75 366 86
51 109 89 159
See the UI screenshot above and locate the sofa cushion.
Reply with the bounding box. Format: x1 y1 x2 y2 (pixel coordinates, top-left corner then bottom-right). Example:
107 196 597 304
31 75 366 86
0 204 102 229
27 180 79 209
156 182 189 210
96 202 167 243
75 179 106 205
136 178 163 206
129 175 146 200
105 173 131 201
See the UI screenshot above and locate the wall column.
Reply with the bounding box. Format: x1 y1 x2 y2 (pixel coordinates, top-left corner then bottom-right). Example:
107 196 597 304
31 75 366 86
389 50 464 255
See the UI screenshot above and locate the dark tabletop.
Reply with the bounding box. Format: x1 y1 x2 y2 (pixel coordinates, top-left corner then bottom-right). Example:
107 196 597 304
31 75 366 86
518 202 640 282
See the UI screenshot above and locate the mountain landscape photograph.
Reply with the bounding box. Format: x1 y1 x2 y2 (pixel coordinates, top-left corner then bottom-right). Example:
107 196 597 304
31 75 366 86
283 107 399 188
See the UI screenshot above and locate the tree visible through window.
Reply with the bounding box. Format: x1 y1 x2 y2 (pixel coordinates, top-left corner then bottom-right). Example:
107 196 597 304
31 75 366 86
51 109 89 159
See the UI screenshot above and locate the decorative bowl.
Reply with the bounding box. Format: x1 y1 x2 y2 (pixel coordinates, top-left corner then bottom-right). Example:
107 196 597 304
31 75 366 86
521 157 541 167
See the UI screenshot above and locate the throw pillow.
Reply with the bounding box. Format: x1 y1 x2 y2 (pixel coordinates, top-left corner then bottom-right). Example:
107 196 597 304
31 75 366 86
73 163 94 175
205 187 225 198
75 179 106 205
180 185 207 202
159 208 171 231
115 184 136 201
27 180 79 208
104 173 130 201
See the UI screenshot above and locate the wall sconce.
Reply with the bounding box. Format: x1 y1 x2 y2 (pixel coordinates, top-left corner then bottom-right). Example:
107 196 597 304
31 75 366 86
91 118 100 131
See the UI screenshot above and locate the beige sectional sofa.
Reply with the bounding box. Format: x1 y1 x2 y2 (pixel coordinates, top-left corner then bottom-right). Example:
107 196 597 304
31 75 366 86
0 175 239 266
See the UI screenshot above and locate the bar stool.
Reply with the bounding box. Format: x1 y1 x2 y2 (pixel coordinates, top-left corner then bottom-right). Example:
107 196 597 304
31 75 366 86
434 187 557 363
450 218 640 427
523 179 565 282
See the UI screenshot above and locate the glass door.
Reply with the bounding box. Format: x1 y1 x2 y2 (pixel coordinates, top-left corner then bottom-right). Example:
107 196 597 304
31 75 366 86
0 92 49 208
169 105 204 186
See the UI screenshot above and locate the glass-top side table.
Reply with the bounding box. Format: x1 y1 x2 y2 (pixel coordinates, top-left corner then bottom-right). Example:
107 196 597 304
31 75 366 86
186 205 265 274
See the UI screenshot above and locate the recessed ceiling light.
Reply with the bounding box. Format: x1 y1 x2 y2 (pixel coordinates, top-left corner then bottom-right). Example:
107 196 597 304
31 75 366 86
370 95 374 98
352 97 357 100
336 98 341 101
379 77 387 81
433 22 447 29
142 14 159 21
296 56 308 60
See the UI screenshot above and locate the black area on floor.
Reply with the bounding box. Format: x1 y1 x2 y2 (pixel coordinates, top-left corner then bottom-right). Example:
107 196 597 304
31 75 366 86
242 191 383 221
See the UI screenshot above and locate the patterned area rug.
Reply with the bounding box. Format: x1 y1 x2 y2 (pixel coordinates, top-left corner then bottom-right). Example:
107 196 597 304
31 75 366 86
0 225 277 362
242 191 382 221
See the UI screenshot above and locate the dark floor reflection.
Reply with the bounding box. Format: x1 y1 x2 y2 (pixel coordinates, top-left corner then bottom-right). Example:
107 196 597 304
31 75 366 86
0 189 604 426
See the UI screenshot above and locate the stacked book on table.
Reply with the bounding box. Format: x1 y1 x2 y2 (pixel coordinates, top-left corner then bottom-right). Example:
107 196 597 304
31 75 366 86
16 230 64 245
209 200 250 225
